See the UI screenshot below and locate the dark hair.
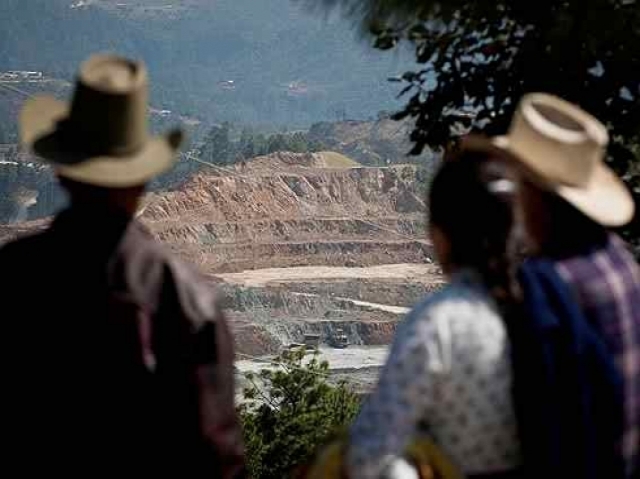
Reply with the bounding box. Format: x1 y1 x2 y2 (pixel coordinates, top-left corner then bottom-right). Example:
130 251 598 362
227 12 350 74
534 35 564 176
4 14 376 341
531 186 608 258
429 149 522 303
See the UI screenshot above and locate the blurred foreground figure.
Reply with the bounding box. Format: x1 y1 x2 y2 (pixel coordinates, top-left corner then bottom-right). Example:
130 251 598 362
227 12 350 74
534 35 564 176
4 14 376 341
491 93 639 478
347 143 523 478
0 54 245 477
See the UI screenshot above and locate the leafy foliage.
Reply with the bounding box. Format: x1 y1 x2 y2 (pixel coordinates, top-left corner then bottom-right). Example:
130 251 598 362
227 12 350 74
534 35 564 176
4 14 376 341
199 125 324 166
310 0 640 248
313 0 639 150
238 348 361 479
202 123 236 165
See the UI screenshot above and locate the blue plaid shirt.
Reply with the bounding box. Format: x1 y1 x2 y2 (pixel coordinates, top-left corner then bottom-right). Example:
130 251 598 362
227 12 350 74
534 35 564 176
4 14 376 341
555 234 640 477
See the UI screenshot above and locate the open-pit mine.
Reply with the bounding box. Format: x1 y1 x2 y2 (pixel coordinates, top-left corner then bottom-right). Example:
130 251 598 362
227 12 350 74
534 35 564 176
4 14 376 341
0 152 444 392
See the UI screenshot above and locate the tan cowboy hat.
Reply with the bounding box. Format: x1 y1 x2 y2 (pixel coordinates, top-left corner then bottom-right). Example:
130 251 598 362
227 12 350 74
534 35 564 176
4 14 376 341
19 53 183 188
486 93 634 227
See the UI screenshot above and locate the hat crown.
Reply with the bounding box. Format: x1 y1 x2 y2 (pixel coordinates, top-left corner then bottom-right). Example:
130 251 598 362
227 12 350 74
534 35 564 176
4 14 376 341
508 93 608 187
65 54 149 157
19 53 184 188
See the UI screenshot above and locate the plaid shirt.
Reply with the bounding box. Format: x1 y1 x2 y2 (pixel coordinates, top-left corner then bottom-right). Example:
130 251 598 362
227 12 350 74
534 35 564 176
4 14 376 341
555 234 640 477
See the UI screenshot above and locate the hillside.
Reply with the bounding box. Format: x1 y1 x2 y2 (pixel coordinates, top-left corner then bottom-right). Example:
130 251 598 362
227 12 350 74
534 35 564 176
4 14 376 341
73 1 207 19
141 151 429 271
309 117 436 165
0 152 430 267
0 112 436 223
0 77 203 144
0 0 411 127
0 152 441 358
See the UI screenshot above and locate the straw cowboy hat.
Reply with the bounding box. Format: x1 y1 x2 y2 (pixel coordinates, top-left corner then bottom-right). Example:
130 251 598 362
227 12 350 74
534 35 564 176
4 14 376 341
463 93 634 227
19 53 183 188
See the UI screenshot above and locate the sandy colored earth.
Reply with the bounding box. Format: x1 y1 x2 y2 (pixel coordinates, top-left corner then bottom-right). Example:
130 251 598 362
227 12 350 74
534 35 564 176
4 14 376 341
214 263 442 287
1 152 444 372
235 345 389 373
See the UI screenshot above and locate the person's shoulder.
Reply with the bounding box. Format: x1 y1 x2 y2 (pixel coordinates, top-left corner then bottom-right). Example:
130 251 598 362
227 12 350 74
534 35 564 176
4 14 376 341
138 228 212 292
166 256 223 326
129 224 222 322
116 222 219 318
388 276 507 373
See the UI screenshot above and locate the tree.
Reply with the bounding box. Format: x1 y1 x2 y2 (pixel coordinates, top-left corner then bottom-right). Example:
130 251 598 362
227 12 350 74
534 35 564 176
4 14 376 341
309 0 640 245
253 133 269 156
202 123 235 165
267 133 290 154
239 128 256 159
312 0 639 150
289 132 311 153
239 348 361 479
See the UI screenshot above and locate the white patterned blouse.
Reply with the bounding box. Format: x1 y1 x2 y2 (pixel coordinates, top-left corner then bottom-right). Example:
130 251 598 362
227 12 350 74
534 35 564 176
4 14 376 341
347 271 522 478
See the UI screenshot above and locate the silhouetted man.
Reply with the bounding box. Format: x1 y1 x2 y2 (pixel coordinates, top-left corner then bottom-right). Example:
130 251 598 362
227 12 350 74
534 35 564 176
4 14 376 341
0 54 246 477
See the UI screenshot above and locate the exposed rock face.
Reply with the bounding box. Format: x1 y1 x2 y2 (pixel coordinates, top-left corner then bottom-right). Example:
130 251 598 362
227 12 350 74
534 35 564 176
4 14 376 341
1 152 442 356
141 155 429 272
395 189 426 214
215 263 444 356
282 279 443 309
0 218 49 244
143 163 424 223
0 159 64 223
142 154 439 354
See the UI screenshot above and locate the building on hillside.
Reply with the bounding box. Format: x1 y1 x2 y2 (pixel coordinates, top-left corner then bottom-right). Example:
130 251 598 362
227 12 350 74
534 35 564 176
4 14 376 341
0 71 44 83
218 80 236 91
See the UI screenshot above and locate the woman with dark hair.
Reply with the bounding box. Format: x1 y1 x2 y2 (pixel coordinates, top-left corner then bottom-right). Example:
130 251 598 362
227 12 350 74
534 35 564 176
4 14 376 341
346 143 523 479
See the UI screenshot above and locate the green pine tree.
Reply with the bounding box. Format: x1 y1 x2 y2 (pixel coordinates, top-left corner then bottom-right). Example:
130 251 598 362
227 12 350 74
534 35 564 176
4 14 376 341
239 348 361 479
239 128 256 159
203 123 234 165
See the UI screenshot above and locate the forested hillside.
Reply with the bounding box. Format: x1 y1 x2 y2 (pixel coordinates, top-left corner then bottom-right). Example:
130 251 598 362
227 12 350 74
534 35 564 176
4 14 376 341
0 0 411 128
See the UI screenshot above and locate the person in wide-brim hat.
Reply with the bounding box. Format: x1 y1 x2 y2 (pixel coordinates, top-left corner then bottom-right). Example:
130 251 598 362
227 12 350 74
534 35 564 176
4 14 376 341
0 54 247 477
460 94 640 478
460 93 634 228
20 53 182 188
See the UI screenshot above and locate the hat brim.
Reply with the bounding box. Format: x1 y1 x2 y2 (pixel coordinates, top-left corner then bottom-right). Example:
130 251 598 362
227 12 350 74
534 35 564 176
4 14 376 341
492 135 635 227
20 94 182 188
556 162 635 228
